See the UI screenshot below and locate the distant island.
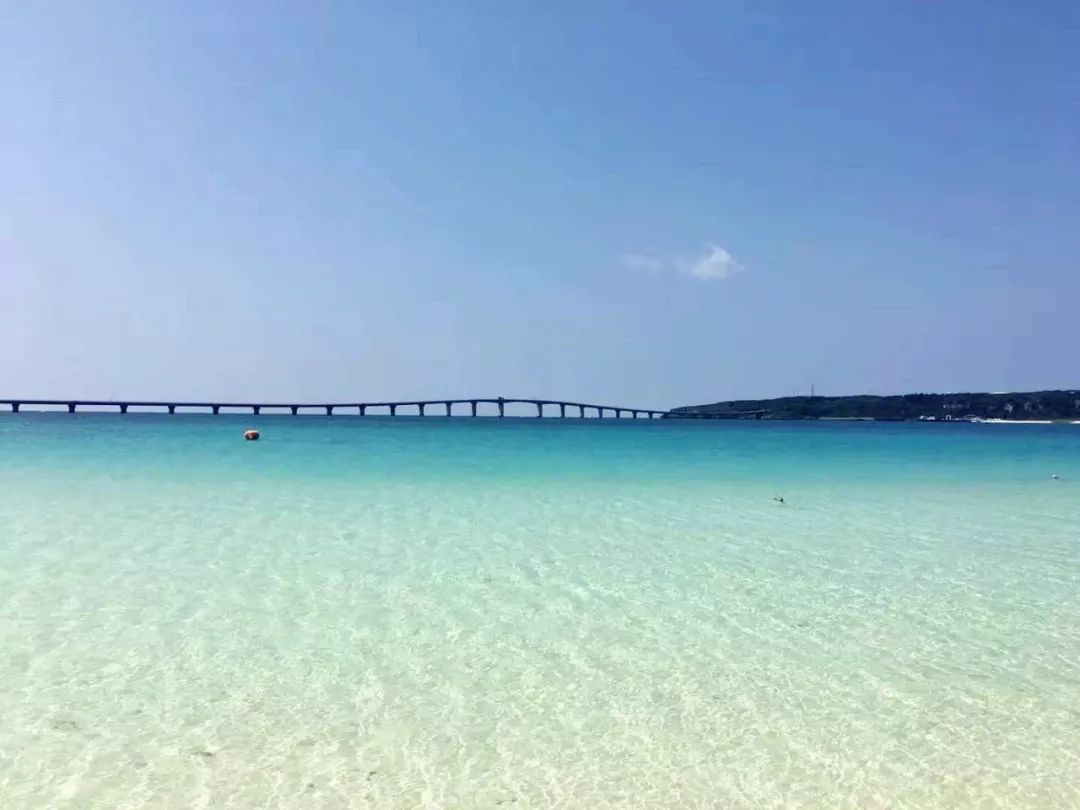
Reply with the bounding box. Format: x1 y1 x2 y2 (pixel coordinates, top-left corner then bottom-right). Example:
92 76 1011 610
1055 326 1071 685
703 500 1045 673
671 390 1080 421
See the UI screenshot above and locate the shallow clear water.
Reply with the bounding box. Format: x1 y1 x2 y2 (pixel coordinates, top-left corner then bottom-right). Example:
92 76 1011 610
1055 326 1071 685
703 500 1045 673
1 415 1078 808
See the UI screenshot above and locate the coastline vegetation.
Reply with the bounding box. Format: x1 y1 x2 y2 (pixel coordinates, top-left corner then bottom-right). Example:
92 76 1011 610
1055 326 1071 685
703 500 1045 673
672 390 1080 421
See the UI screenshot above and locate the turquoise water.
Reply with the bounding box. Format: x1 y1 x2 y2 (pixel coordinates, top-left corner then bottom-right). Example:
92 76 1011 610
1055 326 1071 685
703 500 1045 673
1 415 1078 808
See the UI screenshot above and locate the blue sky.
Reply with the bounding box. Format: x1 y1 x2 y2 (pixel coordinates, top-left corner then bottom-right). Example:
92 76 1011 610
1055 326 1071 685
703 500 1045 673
3 1 1078 408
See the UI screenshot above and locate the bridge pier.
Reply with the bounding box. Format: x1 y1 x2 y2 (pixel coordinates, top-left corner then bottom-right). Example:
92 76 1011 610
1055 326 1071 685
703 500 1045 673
559 403 566 418
498 400 505 418
68 403 76 413
445 402 452 416
597 407 604 418
11 402 19 413
290 406 299 415
326 406 333 416
470 401 477 417
390 404 397 416
359 405 366 416
418 403 425 416
251 405 260 415
536 402 543 418
167 404 175 414
212 405 220 415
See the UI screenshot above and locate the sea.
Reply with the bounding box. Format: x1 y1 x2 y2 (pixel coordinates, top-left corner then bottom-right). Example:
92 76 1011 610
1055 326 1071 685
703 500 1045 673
1 413 1078 808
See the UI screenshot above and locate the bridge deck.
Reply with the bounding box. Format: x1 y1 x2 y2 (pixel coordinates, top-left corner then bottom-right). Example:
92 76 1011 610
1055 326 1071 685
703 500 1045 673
0 397 676 418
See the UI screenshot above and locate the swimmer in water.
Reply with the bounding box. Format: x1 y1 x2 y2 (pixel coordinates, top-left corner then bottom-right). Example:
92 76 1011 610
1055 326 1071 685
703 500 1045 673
773 495 785 505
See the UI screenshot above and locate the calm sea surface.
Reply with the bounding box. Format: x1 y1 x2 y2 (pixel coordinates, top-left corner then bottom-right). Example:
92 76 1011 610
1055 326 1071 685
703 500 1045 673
1 415 1078 808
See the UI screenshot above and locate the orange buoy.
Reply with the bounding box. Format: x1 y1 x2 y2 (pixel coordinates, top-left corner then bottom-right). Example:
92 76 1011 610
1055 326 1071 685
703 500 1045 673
244 429 260 441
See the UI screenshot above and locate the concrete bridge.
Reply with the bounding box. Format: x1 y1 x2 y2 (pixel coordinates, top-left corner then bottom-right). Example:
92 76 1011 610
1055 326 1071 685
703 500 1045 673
0 397 673 419
665 409 769 420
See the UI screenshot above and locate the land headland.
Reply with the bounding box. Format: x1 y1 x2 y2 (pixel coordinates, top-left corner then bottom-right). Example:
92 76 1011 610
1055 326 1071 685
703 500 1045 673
672 390 1080 421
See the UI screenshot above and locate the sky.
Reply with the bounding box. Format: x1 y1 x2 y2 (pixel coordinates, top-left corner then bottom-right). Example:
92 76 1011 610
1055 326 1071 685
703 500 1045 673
2 1 1078 408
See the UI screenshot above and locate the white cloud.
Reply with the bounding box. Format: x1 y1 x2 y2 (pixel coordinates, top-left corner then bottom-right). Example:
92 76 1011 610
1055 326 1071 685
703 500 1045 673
623 243 742 281
681 244 742 280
